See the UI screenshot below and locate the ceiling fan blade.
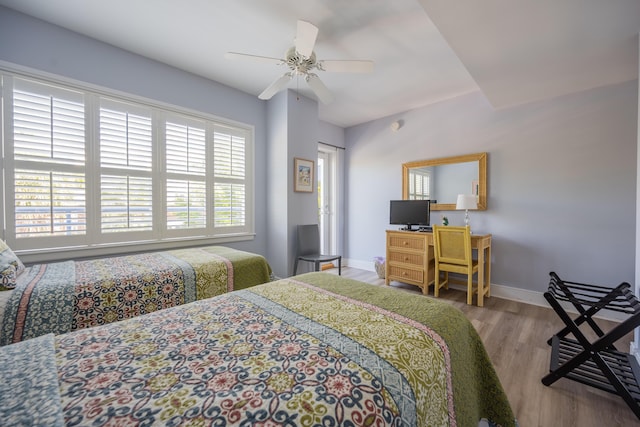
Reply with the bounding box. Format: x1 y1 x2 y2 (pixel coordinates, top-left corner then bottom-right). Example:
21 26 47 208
259 73 293 100
319 60 374 73
225 52 283 65
295 20 318 58
306 74 333 104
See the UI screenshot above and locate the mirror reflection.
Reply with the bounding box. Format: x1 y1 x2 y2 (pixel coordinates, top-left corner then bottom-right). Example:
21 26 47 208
402 152 487 211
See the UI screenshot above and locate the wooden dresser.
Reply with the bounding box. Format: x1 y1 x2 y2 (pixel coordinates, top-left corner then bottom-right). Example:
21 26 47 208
385 230 435 294
385 229 492 301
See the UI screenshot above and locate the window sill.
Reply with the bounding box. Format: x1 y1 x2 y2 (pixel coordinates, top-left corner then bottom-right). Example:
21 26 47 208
16 233 256 265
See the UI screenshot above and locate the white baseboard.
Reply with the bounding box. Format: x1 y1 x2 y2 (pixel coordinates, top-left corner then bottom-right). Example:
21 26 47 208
344 258 627 322
346 258 377 271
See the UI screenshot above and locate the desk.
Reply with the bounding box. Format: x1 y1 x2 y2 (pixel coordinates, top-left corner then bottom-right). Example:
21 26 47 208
385 230 492 306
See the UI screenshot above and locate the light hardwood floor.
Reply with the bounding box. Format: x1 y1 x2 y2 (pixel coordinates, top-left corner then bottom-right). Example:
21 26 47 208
326 267 638 427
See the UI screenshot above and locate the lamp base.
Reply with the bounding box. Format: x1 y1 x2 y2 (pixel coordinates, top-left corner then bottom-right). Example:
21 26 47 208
464 209 472 233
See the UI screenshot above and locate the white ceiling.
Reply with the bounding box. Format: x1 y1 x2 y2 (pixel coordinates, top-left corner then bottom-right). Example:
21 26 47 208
0 0 638 128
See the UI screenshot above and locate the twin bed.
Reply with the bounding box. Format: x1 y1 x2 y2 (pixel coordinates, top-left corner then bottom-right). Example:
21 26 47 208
0 265 516 426
0 245 272 345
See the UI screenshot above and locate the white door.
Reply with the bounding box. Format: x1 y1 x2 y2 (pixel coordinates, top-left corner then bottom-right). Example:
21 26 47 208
317 145 338 254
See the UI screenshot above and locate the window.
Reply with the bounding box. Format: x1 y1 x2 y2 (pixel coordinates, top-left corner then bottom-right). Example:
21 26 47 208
99 99 154 235
212 126 247 228
165 118 207 231
408 169 430 200
11 79 86 240
2 73 254 253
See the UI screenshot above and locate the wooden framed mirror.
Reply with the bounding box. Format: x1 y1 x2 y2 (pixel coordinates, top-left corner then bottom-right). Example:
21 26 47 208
402 152 487 211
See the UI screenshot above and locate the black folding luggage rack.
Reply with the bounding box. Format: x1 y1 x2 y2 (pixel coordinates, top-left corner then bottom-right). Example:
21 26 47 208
541 271 640 420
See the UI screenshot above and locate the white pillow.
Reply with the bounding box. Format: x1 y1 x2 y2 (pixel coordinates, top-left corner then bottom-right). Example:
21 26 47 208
0 240 25 290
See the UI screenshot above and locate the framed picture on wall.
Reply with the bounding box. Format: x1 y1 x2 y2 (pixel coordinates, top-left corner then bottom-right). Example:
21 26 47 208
294 157 314 193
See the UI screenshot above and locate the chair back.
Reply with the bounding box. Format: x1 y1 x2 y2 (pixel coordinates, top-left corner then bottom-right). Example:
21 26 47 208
433 225 473 268
296 224 321 256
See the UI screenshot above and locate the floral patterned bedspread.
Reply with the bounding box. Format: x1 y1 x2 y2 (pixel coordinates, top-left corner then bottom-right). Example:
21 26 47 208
0 273 516 427
0 246 271 345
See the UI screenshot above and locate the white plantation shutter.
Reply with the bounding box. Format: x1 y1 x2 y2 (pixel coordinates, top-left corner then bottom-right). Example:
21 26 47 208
13 83 85 165
2 71 253 252
100 175 153 232
409 170 430 200
100 105 153 169
99 100 153 233
12 79 86 238
166 122 206 175
14 170 86 237
213 126 246 227
165 120 207 230
166 180 206 228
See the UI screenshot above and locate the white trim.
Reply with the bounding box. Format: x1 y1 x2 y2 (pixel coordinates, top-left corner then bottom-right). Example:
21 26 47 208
346 258 370 271
634 30 640 367
17 233 255 265
347 258 628 322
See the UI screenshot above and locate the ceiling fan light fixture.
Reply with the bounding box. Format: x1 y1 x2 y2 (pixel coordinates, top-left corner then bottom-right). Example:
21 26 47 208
285 47 317 75
225 19 373 102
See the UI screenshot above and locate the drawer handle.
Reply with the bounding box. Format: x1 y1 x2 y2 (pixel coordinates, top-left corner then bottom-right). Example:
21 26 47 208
403 241 408 245
404 257 409 261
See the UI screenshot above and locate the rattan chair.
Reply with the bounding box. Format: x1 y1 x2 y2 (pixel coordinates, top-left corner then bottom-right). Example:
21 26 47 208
293 224 341 276
432 225 479 305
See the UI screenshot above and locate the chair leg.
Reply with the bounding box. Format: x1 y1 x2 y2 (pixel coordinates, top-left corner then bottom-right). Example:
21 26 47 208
338 258 342 275
467 273 473 305
293 258 299 275
314 261 321 272
435 271 449 298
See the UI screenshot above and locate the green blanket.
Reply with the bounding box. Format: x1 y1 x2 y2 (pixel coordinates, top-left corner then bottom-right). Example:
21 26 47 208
296 272 516 427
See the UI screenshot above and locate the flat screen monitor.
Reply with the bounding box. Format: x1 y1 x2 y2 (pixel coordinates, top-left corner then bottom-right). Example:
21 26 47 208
389 200 431 231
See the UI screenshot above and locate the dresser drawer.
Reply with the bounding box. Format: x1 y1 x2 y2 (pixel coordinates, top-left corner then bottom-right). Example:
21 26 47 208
388 251 424 266
388 234 426 251
388 265 424 284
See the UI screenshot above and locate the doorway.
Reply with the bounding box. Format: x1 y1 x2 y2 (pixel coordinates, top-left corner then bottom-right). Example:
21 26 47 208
317 144 339 255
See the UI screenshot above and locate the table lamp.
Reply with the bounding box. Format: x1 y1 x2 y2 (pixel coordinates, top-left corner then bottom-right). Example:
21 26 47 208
456 194 478 228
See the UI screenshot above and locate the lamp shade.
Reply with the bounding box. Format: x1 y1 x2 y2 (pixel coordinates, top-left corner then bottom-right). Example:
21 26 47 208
456 194 478 210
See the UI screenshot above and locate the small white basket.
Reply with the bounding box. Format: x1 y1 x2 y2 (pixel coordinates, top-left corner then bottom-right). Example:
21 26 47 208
373 256 385 279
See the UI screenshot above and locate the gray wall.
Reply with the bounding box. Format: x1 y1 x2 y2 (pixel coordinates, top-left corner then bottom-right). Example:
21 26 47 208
345 82 638 293
265 90 320 278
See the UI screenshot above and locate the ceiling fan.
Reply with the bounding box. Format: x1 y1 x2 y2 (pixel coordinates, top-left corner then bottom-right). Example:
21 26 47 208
225 20 374 104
